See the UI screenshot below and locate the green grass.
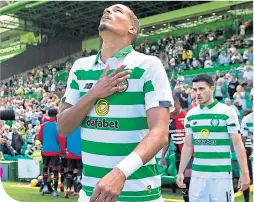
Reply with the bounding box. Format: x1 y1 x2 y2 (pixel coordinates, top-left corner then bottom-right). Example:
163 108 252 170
2 182 253 202
3 182 77 202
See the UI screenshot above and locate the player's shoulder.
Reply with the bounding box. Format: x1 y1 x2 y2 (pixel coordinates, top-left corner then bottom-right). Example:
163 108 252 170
71 55 97 71
131 51 163 69
215 102 235 115
185 106 200 118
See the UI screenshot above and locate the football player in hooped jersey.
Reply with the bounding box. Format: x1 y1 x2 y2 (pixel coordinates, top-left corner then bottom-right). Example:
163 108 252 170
177 74 250 202
58 4 174 202
161 96 192 202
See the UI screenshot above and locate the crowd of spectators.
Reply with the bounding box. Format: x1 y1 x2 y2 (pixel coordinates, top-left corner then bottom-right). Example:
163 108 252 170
0 92 60 160
0 62 72 98
135 20 253 73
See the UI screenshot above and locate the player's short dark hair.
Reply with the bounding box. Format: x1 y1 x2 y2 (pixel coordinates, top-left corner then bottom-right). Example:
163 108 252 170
127 8 140 44
48 108 58 118
192 74 214 87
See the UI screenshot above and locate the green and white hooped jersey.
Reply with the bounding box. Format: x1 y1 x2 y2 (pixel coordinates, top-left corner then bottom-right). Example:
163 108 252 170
241 112 253 148
184 101 240 178
63 45 174 201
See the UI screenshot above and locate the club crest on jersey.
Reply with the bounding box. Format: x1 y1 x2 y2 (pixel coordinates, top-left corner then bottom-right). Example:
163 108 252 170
211 119 219 126
118 80 128 93
200 129 210 138
95 99 109 116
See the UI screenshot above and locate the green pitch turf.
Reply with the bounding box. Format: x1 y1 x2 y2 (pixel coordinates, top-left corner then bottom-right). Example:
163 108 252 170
2 182 253 202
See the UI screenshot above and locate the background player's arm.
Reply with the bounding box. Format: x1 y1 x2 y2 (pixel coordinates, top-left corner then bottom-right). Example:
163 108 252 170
176 114 193 188
228 108 250 191
58 64 130 136
178 115 193 174
229 109 249 175
231 134 249 175
231 133 250 191
178 135 193 174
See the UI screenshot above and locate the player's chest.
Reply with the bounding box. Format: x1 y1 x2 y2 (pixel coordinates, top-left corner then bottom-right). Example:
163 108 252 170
75 66 147 117
76 64 146 95
189 115 228 139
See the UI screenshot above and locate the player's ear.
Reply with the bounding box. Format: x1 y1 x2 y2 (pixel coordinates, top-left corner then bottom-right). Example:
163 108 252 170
128 25 137 35
210 86 215 93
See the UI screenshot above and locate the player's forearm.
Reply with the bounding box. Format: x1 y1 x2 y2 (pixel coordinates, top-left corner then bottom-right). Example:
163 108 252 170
58 91 97 137
114 127 168 179
233 140 249 175
178 144 193 174
134 127 169 164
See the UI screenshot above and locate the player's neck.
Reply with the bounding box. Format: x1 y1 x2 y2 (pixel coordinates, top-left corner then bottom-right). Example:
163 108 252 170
100 36 130 63
202 98 215 107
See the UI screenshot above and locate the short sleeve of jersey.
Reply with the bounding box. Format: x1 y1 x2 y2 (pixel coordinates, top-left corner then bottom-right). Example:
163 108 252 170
226 107 240 134
184 113 193 136
143 56 174 111
240 116 248 137
62 61 80 106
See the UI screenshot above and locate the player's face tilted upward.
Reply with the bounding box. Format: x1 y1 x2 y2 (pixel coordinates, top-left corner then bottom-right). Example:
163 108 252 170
192 81 214 106
99 4 136 40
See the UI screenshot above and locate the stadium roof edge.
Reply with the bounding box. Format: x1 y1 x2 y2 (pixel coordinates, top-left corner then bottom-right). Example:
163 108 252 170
139 1 247 28
0 1 48 15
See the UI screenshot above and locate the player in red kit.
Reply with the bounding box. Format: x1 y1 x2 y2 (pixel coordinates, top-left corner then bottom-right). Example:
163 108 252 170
161 96 193 202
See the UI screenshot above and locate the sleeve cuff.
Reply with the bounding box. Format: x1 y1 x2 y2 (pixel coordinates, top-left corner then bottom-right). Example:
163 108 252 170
228 128 240 134
146 101 174 112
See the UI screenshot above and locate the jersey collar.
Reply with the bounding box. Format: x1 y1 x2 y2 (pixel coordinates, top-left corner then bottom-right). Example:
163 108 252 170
200 100 218 110
94 45 133 65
